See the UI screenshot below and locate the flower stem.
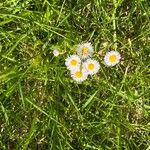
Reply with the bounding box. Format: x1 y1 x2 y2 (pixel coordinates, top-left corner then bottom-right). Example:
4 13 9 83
112 0 117 50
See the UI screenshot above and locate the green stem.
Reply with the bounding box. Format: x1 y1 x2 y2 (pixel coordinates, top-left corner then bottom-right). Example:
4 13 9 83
113 0 117 50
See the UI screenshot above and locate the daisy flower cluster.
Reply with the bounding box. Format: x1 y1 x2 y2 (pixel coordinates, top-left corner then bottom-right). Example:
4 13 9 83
65 42 100 82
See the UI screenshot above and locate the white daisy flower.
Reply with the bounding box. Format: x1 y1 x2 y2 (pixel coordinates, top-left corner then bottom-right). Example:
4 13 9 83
53 49 60 57
71 68 88 82
83 58 100 75
77 42 94 59
65 55 81 71
104 51 121 66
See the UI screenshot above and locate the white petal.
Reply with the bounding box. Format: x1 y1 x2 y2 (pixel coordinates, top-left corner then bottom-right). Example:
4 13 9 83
83 58 100 75
104 51 121 66
76 42 94 59
65 55 81 71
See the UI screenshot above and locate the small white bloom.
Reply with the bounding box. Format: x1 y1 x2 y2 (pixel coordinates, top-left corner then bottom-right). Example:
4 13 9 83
104 51 121 66
77 42 94 59
83 58 100 75
53 49 60 57
71 68 88 82
65 55 81 71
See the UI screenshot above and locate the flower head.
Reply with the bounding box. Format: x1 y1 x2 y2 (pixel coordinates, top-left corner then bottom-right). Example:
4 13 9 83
53 49 60 57
71 68 88 82
104 51 121 66
65 55 81 71
83 58 100 75
77 42 94 59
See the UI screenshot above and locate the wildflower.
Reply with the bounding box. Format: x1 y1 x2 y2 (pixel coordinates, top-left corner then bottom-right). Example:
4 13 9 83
83 58 100 75
77 42 93 59
104 51 121 66
65 55 81 71
53 49 60 57
71 68 88 82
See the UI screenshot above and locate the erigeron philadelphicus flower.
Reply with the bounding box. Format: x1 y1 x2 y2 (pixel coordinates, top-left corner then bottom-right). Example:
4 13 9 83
104 51 121 66
71 68 88 82
77 42 94 59
65 55 81 71
53 49 60 57
83 58 100 75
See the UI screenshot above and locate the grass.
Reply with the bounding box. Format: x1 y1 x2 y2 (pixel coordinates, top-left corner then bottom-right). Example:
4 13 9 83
0 0 150 149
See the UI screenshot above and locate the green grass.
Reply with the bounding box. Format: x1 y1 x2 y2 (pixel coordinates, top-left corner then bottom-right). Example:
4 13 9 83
0 0 150 149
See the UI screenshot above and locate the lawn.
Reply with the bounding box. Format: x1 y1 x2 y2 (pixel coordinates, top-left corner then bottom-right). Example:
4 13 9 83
0 0 150 150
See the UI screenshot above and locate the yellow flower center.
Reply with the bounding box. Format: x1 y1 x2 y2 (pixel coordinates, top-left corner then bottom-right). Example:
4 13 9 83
109 55 117 63
75 71 83 78
82 47 89 55
88 63 94 70
70 59 77 66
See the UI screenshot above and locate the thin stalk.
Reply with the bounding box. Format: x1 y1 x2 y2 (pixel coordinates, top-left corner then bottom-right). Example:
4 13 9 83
112 0 117 50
